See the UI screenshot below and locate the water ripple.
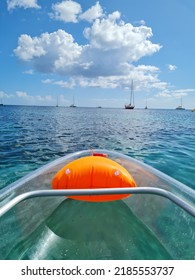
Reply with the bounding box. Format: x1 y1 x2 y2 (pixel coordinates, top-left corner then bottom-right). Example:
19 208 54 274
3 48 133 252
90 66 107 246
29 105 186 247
1 106 195 189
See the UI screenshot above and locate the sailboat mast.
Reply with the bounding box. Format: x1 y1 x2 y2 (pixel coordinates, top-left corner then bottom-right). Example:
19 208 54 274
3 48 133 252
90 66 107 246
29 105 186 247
130 80 133 105
125 80 135 109
130 80 132 104
70 95 77 107
145 93 148 109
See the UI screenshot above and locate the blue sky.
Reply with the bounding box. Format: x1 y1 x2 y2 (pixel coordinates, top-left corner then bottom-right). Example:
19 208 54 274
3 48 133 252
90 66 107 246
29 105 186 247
0 0 195 108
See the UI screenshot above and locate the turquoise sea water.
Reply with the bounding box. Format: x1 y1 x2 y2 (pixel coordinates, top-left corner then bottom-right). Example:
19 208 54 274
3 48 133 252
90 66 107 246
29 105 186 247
6 200 172 260
1 105 195 190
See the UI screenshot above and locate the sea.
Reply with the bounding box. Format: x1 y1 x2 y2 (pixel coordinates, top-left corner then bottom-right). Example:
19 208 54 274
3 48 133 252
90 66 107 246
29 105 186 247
1 105 195 260
1 105 195 191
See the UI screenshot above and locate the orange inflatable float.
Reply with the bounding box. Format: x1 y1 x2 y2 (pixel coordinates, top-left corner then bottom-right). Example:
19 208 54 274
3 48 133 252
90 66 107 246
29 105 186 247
52 155 136 202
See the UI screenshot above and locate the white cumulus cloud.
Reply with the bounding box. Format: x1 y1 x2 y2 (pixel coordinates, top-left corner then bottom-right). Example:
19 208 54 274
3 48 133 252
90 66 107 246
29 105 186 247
0 91 13 98
79 1 103 22
14 34 46 61
83 12 161 58
14 29 82 73
50 1 104 23
79 13 161 77
50 0 82 23
168 64 177 71
7 0 40 10
14 8 162 90
16 90 28 97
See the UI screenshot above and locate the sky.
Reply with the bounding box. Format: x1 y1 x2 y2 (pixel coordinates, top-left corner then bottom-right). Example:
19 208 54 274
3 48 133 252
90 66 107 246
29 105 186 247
0 0 195 108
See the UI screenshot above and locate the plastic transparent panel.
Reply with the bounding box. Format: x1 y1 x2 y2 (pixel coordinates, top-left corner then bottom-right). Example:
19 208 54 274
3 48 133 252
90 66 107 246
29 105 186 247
0 150 194 259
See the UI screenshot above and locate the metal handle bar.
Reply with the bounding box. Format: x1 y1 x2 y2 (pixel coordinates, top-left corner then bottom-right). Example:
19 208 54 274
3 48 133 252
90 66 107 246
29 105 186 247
0 187 194 218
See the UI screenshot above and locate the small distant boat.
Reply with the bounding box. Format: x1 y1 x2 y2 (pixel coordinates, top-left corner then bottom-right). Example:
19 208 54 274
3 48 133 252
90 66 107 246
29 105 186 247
191 108 195 112
0 99 3 106
125 80 135 109
70 96 77 108
176 97 185 110
145 94 148 109
56 96 59 107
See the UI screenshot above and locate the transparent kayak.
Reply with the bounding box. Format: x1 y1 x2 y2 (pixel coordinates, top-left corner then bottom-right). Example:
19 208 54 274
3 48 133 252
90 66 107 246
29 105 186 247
0 149 194 260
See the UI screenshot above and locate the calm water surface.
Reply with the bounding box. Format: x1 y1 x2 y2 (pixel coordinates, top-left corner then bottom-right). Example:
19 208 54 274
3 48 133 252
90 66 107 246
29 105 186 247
1 105 195 190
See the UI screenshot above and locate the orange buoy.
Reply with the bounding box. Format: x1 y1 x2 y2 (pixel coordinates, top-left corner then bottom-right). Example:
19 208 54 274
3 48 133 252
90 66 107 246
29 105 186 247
52 156 136 202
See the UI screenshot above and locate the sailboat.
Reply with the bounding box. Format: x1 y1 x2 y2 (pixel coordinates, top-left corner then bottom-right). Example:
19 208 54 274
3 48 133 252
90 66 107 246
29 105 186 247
176 96 185 110
125 80 135 109
145 94 148 109
70 96 77 108
56 95 59 107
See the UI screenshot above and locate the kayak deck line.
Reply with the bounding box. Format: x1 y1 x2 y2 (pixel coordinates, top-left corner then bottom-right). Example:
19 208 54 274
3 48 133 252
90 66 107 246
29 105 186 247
0 187 194 218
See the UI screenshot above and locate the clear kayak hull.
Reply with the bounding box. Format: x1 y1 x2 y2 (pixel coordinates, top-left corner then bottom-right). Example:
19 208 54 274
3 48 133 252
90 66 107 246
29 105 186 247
0 150 194 260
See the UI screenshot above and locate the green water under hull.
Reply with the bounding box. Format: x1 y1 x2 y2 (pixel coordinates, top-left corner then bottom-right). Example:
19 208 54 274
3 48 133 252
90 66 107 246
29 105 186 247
6 199 171 260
